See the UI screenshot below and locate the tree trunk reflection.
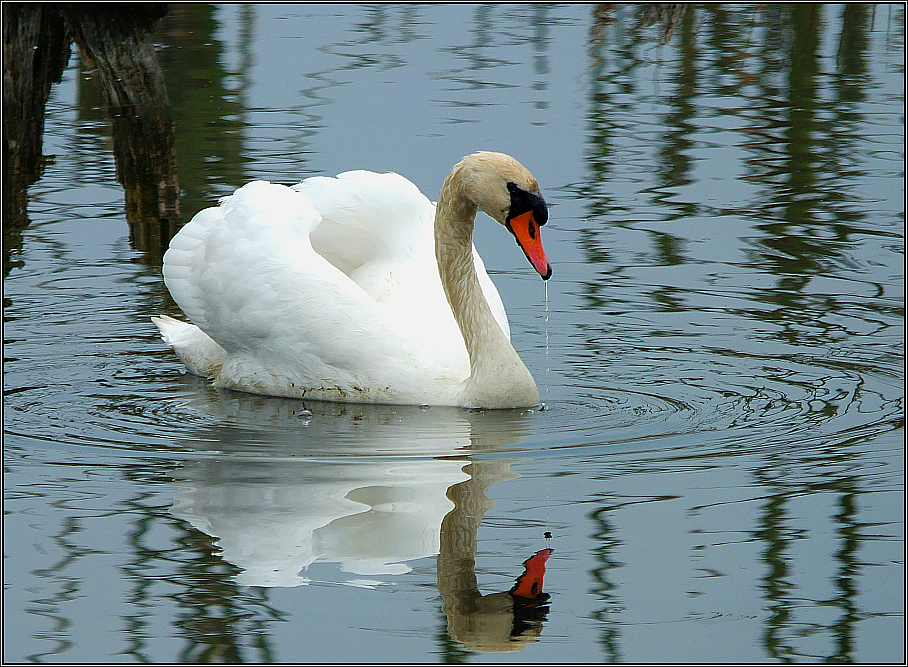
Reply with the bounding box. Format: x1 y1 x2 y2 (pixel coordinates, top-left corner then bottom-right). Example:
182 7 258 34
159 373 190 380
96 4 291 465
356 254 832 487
3 3 179 268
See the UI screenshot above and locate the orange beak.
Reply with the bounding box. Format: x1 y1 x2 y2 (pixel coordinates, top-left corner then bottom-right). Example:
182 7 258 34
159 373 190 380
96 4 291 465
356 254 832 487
507 210 552 280
510 548 554 599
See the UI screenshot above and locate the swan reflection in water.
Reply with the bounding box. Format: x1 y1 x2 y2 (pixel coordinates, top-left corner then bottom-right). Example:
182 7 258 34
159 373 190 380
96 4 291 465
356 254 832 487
167 378 553 652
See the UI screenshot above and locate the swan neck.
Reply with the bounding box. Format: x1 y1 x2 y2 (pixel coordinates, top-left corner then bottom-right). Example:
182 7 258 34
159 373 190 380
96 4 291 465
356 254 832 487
434 184 488 360
434 167 539 408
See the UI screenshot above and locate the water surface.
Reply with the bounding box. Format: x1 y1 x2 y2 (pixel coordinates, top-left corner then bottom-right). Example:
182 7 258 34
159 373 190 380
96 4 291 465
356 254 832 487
3 4 904 663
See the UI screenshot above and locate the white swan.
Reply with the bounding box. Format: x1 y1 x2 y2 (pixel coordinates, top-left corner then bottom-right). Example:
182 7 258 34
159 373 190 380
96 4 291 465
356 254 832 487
152 151 551 408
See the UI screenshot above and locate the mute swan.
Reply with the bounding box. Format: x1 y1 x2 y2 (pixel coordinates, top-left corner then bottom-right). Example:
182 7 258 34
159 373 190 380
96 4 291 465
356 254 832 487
152 151 551 409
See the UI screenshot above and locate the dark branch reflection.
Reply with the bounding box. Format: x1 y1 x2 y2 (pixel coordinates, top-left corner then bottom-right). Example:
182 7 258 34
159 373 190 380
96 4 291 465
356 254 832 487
581 4 899 662
3 3 180 267
3 3 70 275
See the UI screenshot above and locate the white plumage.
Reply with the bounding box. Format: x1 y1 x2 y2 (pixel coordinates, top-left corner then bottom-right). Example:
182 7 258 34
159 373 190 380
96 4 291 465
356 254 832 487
154 152 550 408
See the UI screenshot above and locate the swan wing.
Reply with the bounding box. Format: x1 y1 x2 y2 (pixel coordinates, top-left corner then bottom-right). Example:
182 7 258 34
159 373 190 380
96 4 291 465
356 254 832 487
159 173 514 404
162 180 464 402
295 170 510 338
294 171 428 264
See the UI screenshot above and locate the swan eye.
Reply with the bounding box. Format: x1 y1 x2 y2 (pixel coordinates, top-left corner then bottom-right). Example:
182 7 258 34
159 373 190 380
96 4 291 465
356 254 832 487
506 182 548 226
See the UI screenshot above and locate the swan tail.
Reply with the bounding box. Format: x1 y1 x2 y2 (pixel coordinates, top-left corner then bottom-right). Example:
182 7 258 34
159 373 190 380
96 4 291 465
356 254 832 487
152 314 226 379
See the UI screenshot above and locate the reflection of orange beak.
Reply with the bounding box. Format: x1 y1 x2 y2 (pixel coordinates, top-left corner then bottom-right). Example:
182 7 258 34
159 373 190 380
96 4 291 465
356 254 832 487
510 548 554 599
507 211 552 280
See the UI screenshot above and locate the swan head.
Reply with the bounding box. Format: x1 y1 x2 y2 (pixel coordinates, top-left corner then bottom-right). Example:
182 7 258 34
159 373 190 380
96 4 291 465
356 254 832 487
455 151 552 280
